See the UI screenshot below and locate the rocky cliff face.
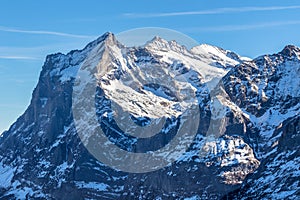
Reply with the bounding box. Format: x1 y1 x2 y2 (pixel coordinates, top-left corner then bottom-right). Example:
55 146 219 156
222 46 300 200
0 33 299 199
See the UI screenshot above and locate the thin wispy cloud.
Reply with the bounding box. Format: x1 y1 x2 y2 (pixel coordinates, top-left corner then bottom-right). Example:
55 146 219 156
0 41 94 61
184 20 300 32
0 46 49 61
0 25 94 39
124 5 300 18
0 55 39 60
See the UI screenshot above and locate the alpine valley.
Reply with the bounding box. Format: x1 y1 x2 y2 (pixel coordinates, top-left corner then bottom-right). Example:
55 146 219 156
0 32 299 199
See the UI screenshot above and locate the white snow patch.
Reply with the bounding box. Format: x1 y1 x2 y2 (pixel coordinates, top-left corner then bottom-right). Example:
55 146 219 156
184 195 200 200
59 65 80 82
0 162 15 188
75 181 109 191
7 187 34 199
40 98 48 108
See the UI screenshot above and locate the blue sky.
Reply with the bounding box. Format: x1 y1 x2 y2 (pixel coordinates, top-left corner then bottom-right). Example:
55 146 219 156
1 0 300 133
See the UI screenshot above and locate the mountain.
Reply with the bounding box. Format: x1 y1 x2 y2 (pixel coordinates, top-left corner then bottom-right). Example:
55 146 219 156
0 32 299 199
222 45 300 199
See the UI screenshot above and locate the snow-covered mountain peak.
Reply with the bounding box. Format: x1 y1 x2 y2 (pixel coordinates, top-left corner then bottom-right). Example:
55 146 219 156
191 43 222 54
84 32 112 48
144 36 168 48
40 32 125 84
102 32 123 48
148 35 168 44
144 36 189 54
75 33 242 130
280 44 300 58
191 44 248 69
191 44 231 57
86 37 199 120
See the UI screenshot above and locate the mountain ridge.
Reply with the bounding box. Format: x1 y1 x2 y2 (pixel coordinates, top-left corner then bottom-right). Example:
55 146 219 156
0 32 299 199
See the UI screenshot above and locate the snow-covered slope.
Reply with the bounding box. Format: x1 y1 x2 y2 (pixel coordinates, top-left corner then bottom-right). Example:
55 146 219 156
191 44 250 69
